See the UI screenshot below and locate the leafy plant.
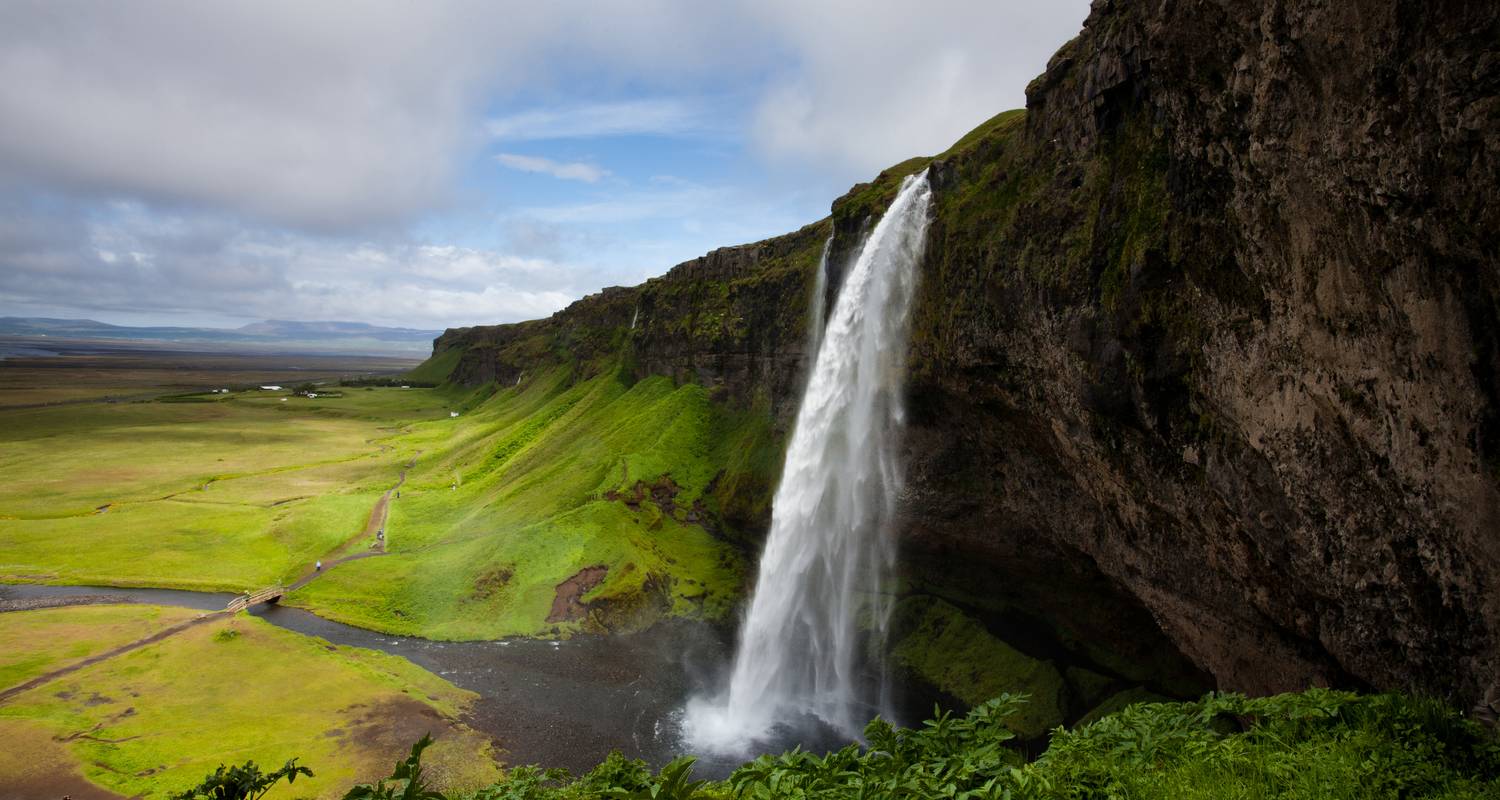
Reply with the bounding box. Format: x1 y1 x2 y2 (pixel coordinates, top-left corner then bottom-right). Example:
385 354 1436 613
343 734 446 800
171 759 313 800
448 690 1500 800
604 756 710 800
469 765 571 800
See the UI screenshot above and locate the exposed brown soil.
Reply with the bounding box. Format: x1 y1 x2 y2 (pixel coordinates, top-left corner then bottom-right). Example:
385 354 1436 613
604 475 681 515
546 566 608 623
285 455 418 592
354 697 449 749
0 766 126 800
471 565 514 601
333 696 502 783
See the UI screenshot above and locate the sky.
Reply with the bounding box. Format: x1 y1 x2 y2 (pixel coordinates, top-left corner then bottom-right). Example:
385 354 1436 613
0 0 1091 331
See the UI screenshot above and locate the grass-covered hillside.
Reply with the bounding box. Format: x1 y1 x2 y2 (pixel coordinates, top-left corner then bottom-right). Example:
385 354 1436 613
0 367 779 640
287 363 782 639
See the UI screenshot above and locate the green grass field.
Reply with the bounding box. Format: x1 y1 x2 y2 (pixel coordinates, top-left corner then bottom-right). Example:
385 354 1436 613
0 606 501 798
0 387 451 592
0 360 771 638
0 603 201 689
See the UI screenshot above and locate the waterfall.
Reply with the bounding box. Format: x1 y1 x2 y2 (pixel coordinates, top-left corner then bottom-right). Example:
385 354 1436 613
684 171 933 754
807 236 831 357
630 307 640 330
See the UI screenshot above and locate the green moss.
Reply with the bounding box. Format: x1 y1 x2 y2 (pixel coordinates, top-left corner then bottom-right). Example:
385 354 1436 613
1065 665 1117 713
939 108 1027 159
889 596 1066 737
1077 686 1172 727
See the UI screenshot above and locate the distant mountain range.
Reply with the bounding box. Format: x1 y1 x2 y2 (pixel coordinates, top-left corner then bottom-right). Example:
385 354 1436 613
0 317 440 355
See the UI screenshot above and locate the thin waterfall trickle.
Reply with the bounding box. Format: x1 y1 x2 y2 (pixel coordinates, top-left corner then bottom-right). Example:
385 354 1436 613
684 171 933 754
807 236 831 358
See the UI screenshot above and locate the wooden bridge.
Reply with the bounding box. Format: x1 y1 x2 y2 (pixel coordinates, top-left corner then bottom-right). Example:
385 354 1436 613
226 585 284 613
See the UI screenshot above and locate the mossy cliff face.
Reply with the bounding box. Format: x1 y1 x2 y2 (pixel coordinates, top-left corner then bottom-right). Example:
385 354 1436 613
896 0 1500 710
431 220 831 424
423 0 1500 710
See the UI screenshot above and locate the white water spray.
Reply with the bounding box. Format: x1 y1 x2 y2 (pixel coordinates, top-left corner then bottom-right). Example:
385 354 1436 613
684 171 933 753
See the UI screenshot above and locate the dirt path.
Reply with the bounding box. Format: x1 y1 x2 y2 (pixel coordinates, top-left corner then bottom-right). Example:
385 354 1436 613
0 612 225 705
286 456 415 591
0 594 125 613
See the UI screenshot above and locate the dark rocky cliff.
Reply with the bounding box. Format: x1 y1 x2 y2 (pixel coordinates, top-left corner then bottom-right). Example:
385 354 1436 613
423 0 1500 713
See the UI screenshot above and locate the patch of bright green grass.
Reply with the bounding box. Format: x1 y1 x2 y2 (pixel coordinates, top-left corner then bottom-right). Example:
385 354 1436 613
405 346 464 385
0 603 200 689
0 609 500 799
0 400 386 518
288 366 764 639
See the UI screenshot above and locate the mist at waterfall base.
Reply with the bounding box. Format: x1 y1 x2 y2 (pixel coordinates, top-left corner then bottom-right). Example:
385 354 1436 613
682 171 934 758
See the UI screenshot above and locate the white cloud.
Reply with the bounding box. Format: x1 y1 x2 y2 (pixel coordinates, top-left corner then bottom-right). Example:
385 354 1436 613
744 0 1090 174
496 153 609 183
521 182 730 225
0 0 1095 329
0 199 580 329
487 98 716 141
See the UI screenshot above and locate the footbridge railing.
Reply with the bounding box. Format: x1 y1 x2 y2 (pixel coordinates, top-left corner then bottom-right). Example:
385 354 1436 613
227 585 284 613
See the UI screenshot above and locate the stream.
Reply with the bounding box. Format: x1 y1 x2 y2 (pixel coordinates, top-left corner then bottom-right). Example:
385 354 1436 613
0 582 864 777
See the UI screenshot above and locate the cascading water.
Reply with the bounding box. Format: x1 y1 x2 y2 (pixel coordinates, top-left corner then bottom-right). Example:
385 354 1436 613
684 171 933 754
807 236 831 356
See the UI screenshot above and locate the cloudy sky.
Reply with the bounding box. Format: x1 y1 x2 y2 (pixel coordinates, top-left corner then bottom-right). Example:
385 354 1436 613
0 0 1089 330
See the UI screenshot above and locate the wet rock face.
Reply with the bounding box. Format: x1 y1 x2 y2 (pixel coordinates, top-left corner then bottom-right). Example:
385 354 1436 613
899 0 1499 706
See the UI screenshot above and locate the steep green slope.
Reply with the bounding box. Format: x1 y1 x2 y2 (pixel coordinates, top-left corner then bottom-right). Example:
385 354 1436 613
288 364 780 639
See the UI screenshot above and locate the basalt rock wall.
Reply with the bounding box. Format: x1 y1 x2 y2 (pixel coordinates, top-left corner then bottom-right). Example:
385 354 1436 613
427 0 1500 710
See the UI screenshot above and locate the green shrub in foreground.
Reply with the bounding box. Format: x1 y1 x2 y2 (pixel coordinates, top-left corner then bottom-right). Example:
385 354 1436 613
608 690 1498 800
174 689 1500 799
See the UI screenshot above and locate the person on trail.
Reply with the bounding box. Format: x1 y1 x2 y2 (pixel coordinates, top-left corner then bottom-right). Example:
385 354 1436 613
315 560 322 571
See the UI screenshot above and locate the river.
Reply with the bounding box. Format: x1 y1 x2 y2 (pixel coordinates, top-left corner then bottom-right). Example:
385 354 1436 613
0 582 871 777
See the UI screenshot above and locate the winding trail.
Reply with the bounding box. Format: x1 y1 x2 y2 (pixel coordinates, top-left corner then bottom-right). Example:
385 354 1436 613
285 454 414 590
0 456 417 704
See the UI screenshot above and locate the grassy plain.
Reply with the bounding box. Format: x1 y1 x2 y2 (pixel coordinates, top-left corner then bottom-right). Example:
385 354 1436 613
1 347 759 638
0 339 418 407
0 607 500 798
0 385 448 592
0 603 201 689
